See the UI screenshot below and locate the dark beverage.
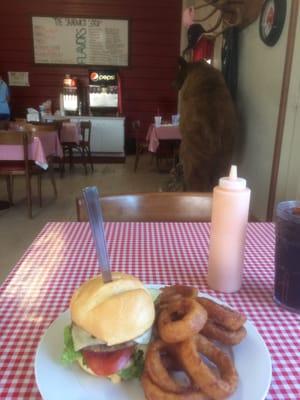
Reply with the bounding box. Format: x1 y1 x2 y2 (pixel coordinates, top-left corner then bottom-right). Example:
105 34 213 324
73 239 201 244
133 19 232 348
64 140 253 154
274 201 300 313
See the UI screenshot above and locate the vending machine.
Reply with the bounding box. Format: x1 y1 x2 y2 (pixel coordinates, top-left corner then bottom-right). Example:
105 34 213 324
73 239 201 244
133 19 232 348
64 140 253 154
62 75 80 115
88 70 121 116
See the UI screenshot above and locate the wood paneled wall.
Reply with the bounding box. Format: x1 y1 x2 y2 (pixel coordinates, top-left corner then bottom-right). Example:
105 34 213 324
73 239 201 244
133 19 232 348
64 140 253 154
0 0 182 137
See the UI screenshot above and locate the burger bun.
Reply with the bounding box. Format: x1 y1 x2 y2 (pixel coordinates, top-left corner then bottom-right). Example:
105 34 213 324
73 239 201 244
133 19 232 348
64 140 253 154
70 272 155 346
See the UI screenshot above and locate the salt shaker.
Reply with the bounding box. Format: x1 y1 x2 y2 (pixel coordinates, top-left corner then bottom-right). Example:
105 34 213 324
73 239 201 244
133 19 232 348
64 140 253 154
208 165 251 293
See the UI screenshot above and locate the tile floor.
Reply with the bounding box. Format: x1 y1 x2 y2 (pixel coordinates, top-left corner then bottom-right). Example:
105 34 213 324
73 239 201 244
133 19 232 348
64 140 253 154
0 155 169 283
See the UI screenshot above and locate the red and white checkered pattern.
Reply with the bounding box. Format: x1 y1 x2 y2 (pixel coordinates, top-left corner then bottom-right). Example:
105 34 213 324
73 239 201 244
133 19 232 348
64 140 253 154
0 222 299 399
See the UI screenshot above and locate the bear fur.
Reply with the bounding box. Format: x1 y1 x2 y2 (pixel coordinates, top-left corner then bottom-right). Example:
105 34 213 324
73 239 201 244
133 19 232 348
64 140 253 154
176 58 238 191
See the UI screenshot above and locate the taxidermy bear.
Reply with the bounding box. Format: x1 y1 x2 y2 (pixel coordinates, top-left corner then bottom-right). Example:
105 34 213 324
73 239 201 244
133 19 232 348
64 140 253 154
176 57 238 191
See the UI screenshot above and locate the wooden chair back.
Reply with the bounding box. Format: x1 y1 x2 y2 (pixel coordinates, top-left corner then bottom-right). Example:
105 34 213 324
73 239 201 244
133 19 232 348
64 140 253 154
0 129 32 145
30 123 57 131
80 121 92 144
55 119 70 140
0 121 9 130
0 130 40 218
0 130 32 171
132 120 145 143
30 121 62 140
76 192 212 222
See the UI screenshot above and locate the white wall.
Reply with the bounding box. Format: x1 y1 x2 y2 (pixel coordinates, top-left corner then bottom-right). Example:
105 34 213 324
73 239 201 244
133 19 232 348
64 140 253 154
237 4 291 220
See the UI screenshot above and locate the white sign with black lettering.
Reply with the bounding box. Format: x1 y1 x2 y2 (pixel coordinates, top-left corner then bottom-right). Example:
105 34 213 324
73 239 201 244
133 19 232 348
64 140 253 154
32 17 129 66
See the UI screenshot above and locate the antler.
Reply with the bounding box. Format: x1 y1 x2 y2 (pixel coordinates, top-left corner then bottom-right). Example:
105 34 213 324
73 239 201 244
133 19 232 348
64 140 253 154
195 7 219 23
194 0 244 33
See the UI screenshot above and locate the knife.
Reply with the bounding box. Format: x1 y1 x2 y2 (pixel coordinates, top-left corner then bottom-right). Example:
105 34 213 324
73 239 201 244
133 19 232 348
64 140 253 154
82 186 112 283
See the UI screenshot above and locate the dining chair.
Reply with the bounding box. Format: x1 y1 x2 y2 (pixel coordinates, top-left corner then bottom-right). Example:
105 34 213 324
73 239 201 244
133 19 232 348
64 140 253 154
133 120 148 172
155 139 181 173
32 121 70 177
55 119 70 141
0 130 56 218
31 120 70 140
30 123 57 131
76 192 212 222
61 120 93 175
29 124 59 194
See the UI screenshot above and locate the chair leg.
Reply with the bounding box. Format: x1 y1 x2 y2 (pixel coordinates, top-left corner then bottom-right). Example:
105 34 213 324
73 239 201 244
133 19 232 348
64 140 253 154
37 174 42 207
6 176 13 205
48 159 57 198
26 175 32 218
156 154 162 172
88 147 94 172
134 148 140 172
82 147 88 175
11 176 14 204
60 153 65 178
69 146 73 170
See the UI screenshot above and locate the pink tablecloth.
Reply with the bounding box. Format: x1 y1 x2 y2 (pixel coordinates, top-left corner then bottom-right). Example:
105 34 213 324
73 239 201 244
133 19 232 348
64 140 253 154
60 122 81 144
0 222 299 399
0 130 63 169
146 124 181 152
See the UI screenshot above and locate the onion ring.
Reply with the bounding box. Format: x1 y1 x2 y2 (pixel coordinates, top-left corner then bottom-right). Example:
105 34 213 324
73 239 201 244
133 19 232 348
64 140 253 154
158 298 207 343
160 285 198 302
141 372 208 400
176 334 238 400
197 297 246 331
145 340 187 393
157 286 198 311
160 352 182 372
201 320 247 345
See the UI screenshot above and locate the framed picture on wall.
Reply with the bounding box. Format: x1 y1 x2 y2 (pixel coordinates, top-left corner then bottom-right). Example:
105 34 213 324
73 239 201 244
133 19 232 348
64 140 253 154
32 16 129 66
259 0 287 47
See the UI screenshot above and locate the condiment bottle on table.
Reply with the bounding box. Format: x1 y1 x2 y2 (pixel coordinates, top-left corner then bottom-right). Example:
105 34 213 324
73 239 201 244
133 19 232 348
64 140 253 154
208 165 251 293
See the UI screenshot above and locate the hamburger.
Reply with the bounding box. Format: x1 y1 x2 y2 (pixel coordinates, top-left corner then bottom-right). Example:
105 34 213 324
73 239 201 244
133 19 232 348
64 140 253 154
61 272 155 382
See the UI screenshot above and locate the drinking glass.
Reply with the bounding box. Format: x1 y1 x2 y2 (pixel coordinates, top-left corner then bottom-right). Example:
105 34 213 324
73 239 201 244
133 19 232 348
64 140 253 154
274 200 300 313
154 116 162 127
172 114 179 125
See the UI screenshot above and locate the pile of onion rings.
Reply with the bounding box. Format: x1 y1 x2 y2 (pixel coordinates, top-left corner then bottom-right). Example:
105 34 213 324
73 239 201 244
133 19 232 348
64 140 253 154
142 285 247 400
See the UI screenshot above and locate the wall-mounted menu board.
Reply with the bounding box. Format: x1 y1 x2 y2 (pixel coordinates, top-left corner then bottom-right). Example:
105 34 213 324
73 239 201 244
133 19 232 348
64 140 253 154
32 17 129 66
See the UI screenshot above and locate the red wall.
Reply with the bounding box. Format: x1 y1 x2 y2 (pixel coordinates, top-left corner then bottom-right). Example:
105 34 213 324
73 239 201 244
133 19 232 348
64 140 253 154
0 0 182 137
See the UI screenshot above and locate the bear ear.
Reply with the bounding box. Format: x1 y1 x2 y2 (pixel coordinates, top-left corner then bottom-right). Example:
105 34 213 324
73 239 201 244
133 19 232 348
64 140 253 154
178 56 187 68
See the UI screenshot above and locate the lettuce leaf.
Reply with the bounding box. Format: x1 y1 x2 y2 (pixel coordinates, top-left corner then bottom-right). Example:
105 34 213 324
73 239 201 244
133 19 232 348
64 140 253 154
118 349 144 381
61 325 82 365
148 288 160 303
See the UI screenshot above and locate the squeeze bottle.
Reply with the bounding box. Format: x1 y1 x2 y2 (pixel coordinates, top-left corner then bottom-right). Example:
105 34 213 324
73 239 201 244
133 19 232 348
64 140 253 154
207 165 251 293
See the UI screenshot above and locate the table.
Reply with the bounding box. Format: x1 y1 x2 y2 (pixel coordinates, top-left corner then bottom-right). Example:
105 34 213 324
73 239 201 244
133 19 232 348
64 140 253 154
146 123 181 153
0 129 63 169
0 222 299 399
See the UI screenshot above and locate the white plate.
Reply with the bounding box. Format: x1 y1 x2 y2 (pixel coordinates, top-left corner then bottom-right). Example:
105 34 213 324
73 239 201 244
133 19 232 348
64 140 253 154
35 285 272 400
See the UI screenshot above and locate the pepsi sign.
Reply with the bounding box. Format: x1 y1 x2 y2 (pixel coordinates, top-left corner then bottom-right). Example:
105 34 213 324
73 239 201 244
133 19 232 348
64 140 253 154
89 71 117 85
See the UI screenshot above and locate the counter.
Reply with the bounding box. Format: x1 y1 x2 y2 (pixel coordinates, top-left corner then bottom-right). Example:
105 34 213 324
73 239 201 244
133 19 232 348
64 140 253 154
70 116 125 154
45 115 125 154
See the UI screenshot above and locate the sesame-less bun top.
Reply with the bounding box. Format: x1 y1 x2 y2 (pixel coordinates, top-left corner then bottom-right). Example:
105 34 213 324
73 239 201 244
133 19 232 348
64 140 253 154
70 272 155 346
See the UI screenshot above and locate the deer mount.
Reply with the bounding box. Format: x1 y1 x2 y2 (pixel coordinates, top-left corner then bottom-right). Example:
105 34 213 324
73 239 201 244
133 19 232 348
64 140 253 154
184 0 264 35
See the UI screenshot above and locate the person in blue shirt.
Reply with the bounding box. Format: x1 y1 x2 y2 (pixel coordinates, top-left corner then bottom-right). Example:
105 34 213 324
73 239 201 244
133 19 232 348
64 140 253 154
0 75 10 120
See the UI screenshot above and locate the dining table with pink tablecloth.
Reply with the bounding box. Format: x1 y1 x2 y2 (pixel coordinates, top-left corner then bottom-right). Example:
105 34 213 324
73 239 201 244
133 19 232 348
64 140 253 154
0 221 299 399
146 123 181 153
0 128 63 169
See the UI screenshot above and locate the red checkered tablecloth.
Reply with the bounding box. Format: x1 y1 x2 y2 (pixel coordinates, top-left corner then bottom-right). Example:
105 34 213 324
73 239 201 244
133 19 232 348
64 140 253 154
0 222 299 399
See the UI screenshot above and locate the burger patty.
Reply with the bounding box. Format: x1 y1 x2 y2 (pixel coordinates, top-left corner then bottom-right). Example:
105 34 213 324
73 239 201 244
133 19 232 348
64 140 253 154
84 341 136 353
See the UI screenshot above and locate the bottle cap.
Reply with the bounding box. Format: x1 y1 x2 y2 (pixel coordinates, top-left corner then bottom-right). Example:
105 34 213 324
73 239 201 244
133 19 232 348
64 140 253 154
219 165 246 190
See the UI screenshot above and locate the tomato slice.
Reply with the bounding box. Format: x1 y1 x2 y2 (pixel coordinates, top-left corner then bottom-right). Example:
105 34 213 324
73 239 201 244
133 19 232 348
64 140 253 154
82 347 134 376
